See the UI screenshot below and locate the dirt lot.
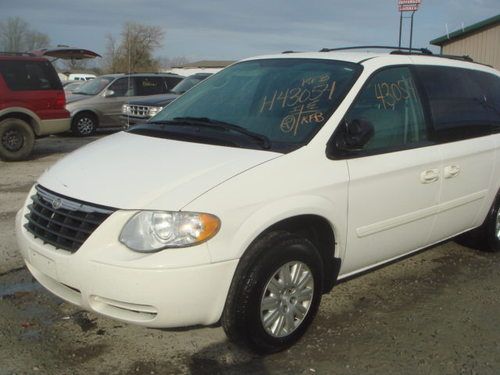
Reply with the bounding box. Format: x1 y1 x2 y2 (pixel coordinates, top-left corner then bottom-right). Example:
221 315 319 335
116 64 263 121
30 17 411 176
1 135 499 375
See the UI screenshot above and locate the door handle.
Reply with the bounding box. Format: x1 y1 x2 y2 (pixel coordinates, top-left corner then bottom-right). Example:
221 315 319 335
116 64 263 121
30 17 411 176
444 165 460 179
420 169 440 184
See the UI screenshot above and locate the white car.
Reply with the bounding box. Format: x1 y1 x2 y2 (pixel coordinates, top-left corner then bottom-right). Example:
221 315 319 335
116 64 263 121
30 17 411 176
15 48 500 353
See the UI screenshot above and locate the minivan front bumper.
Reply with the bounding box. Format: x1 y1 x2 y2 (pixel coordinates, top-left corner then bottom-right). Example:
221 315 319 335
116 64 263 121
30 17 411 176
15 204 238 328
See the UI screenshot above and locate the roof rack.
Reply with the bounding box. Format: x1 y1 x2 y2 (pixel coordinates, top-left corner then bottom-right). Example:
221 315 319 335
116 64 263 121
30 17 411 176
0 51 35 57
319 46 433 55
319 45 476 63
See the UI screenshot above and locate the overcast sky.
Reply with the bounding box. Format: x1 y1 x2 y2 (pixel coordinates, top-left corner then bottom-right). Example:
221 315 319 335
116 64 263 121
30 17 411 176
0 0 498 61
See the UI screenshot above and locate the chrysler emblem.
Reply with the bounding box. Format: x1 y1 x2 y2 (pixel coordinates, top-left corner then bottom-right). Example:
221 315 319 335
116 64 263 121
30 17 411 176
51 198 63 210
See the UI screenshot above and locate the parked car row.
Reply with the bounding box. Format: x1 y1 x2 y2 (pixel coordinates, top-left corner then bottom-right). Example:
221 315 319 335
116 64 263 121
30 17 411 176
121 72 213 127
0 45 218 159
66 73 184 136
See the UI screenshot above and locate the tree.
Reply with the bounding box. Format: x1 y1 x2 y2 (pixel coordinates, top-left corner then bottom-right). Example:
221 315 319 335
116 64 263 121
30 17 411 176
0 16 50 52
101 22 165 73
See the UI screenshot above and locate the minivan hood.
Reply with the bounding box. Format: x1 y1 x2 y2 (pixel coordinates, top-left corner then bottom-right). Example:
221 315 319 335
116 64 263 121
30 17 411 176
38 132 282 210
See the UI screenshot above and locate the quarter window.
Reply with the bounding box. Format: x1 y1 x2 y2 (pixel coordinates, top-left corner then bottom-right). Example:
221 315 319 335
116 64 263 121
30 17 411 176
0 60 61 91
415 66 500 140
135 77 167 96
344 67 427 152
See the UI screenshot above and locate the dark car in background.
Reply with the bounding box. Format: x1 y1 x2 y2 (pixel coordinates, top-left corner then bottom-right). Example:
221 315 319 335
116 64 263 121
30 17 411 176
66 73 183 136
121 73 212 127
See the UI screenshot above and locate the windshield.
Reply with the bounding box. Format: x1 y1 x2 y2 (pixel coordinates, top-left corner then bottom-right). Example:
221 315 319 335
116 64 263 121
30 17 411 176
170 75 209 94
132 59 361 152
73 76 115 95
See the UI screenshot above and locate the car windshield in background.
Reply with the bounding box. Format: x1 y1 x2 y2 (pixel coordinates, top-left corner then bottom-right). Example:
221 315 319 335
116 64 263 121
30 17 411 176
73 76 115 95
131 59 361 152
171 76 207 94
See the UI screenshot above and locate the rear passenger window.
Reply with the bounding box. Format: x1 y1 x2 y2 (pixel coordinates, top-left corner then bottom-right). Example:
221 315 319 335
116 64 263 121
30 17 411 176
135 77 167 96
0 60 61 91
345 66 428 152
416 66 500 140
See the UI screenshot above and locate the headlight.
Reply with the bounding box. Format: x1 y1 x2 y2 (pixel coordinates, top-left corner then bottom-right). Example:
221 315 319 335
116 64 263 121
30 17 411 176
148 106 163 117
122 104 130 115
119 211 220 252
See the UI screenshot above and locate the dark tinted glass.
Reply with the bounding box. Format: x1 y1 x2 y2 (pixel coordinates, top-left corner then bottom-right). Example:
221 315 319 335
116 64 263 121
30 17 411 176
416 66 500 139
135 77 167 96
109 78 134 97
163 76 183 91
0 60 61 91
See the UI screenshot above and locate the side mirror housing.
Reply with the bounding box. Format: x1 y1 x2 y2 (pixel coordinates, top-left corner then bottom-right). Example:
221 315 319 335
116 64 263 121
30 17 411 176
326 118 374 158
103 89 115 98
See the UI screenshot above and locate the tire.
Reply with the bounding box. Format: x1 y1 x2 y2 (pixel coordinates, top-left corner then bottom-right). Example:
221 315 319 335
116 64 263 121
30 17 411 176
458 195 500 252
222 231 324 354
71 112 97 136
0 118 35 161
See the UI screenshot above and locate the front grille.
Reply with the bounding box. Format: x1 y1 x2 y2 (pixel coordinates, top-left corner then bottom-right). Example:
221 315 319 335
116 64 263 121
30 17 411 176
129 105 150 118
24 185 115 253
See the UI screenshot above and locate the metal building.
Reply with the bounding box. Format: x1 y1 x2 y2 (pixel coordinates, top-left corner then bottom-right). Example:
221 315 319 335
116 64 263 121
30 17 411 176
430 14 500 69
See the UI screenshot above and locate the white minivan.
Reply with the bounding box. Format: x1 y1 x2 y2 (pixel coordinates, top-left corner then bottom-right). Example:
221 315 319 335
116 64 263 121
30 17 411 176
15 49 500 353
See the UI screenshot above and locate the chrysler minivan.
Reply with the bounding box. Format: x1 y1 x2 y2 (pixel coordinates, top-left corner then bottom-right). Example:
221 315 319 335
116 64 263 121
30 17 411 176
15 49 500 353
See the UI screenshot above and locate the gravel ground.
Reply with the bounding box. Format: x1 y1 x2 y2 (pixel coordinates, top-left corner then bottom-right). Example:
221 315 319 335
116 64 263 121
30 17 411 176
1 134 499 375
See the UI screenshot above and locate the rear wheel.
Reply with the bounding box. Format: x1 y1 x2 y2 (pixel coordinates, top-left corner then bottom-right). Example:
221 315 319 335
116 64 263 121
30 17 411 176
458 195 500 252
222 231 323 353
72 112 97 136
0 118 35 161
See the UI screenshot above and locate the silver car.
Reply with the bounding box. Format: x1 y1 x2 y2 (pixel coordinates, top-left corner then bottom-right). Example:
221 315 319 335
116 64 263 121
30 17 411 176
66 73 183 136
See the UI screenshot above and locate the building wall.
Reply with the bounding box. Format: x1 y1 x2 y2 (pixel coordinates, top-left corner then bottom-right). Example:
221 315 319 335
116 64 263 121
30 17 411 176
441 24 499 69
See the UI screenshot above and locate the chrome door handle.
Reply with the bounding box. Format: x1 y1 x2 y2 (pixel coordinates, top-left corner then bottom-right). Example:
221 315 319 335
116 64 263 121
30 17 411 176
420 169 440 184
444 165 460 179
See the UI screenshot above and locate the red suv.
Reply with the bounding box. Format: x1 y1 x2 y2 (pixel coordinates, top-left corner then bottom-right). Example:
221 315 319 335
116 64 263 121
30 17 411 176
0 53 70 161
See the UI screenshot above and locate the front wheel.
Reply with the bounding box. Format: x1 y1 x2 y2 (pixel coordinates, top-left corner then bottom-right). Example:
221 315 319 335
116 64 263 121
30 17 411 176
222 232 323 353
0 118 35 161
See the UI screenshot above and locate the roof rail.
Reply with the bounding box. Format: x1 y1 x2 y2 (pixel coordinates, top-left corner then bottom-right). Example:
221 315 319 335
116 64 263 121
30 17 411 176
319 45 478 64
319 46 433 55
0 51 36 57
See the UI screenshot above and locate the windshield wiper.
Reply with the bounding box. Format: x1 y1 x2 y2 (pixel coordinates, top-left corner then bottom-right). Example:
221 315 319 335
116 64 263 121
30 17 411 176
167 117 271 150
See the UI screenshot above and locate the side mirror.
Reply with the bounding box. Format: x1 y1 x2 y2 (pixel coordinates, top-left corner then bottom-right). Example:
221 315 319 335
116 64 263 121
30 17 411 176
103 89 115 98
337 118 374 151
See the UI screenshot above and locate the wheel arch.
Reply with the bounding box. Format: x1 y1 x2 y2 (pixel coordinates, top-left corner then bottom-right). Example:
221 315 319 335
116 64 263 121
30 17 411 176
72 109 99 125
0 108 41 136
259 214 340 293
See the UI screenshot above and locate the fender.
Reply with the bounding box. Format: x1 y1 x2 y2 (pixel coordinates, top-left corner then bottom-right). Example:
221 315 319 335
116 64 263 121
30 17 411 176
206 194 347 264
0 107 41 135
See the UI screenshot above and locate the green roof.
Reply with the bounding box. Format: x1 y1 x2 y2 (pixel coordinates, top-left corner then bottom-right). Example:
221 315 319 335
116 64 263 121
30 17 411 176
430 14 500 46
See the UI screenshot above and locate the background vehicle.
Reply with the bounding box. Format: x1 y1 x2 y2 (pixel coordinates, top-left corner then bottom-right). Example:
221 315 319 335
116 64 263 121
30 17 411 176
66 73 183 136
0 53 70 161
121 72 212 127
67 73 95 81
63 80 85 99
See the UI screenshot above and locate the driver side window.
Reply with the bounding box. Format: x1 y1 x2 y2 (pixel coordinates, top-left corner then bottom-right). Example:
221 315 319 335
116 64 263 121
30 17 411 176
108 78 134 97
346 67 428 152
